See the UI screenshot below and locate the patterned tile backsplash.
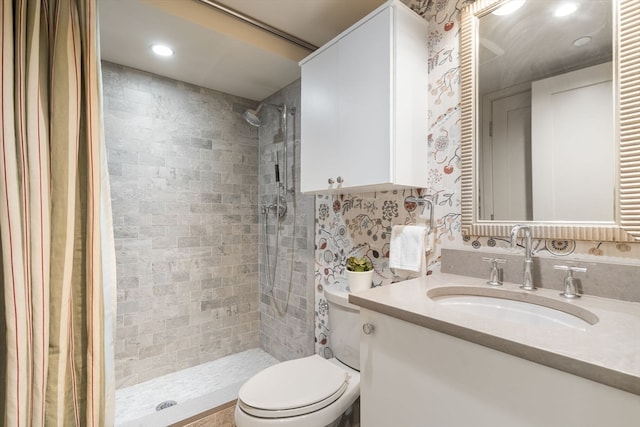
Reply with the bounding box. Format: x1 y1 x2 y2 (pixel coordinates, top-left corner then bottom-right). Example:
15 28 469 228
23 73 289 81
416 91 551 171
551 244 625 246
314 0 640 357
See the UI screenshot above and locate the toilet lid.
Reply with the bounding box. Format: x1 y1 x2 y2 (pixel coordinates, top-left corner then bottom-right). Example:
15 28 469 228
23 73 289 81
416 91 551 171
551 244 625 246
238 355 350 418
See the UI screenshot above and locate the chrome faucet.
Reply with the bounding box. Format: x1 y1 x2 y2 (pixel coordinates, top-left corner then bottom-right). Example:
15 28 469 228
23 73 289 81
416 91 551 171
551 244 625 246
510 224 535 291
554 265 587 299
482 257 506 286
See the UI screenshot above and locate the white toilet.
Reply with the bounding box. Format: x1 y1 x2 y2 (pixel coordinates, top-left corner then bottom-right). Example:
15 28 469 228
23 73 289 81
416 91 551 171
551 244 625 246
234 286 361 427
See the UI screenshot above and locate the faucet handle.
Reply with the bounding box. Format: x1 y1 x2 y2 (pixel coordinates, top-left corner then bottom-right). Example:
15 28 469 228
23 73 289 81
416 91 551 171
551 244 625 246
554 265 587 298
482 257 507 286
482 257 507 265
553 265 587 274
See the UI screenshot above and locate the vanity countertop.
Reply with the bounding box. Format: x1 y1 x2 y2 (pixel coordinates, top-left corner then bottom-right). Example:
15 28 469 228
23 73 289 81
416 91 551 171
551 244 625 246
348 272 640 396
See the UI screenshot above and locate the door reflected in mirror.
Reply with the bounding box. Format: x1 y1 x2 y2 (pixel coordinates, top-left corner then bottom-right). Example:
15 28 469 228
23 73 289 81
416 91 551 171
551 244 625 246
477 0 613 222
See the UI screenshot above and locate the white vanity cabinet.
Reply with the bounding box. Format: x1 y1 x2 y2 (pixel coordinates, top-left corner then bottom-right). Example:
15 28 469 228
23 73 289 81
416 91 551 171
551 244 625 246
299 0 428 194
359 308 640 427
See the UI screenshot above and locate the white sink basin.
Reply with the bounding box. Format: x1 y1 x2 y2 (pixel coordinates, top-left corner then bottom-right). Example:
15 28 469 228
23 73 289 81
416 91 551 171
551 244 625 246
428 286 598 330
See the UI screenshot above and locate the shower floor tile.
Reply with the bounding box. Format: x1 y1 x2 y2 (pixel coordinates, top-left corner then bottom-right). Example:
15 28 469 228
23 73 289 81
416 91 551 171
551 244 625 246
115 348 279 426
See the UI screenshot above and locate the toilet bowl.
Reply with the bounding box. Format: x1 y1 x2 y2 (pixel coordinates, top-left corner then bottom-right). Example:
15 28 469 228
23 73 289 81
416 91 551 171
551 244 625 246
235 286 361 427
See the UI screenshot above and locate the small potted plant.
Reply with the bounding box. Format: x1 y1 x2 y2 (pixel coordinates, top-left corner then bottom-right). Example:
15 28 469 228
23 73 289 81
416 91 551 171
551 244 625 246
345 256 374 293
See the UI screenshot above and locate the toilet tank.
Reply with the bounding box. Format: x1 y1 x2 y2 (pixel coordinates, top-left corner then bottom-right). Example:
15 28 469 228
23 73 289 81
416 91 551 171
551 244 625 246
324 287 361 371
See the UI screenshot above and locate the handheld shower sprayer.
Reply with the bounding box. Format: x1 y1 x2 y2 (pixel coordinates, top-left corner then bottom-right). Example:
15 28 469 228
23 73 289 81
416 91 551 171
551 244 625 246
243 103 296 195
246 103 297 317
278 104 288 195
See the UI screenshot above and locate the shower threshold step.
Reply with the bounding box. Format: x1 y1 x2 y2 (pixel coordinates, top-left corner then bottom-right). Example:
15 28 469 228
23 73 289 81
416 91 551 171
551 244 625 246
115 348 279 427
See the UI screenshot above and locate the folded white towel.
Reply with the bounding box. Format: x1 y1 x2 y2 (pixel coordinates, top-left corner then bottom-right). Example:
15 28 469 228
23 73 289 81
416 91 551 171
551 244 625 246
389 225 429 275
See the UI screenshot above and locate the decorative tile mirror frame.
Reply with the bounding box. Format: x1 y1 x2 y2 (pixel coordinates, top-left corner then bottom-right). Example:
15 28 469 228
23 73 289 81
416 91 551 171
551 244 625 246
460 0 640 241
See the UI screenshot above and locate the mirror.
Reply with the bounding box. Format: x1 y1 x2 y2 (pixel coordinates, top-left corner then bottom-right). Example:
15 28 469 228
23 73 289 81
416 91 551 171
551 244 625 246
478 0 613 222
460 0 640 241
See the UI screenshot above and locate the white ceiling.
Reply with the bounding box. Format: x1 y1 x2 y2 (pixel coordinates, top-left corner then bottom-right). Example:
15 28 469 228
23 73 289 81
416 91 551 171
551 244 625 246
98 0 388 101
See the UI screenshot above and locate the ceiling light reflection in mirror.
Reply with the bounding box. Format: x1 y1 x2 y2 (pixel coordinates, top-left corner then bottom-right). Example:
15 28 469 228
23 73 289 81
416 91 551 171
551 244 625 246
491 0 526 16
554 2 579 17
477 0 613 223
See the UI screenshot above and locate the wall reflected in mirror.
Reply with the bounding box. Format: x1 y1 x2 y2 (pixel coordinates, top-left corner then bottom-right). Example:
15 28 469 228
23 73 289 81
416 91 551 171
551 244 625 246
477 0 613 222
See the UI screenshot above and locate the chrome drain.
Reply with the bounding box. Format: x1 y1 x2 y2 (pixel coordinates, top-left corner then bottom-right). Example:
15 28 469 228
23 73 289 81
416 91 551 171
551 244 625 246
155 400 177 411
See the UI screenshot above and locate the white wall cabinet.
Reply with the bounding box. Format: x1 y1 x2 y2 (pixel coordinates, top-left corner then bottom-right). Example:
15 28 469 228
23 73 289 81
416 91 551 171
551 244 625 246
359 308 640 427
299 0 428 194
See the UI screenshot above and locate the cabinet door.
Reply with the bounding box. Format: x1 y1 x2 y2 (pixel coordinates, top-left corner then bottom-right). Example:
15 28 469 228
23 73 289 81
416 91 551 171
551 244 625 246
337 8 391 189
360 308 640 427
360 309 435 427
300 43 341 193
301 7 392 193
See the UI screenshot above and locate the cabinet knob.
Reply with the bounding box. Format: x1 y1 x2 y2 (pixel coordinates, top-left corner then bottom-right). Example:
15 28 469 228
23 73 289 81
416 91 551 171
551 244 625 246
336 176 344 184
328 177 335 185
362 323 375 335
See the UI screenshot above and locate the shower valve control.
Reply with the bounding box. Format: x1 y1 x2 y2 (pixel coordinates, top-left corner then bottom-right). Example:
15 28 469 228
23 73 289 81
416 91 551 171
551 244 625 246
328 178 334 184
327 176 344 185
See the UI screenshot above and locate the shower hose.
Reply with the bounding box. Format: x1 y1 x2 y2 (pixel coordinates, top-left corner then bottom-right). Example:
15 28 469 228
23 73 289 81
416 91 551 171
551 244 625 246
262 193 294 316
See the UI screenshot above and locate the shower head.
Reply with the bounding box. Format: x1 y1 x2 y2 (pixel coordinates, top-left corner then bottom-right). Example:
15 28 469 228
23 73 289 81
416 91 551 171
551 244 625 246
243 109 262 127
242 103 285 127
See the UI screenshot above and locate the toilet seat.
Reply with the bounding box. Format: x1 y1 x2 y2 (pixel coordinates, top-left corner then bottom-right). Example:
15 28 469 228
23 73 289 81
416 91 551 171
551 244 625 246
237 355 350 418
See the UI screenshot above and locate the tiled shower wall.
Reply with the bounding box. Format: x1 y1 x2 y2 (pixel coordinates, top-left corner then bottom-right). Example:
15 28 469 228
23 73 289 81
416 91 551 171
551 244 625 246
257 80 316 361
103 62 262 387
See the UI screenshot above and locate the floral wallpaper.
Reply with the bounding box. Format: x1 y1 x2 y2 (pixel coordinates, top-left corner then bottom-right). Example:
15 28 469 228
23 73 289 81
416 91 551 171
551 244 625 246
314 0 640 358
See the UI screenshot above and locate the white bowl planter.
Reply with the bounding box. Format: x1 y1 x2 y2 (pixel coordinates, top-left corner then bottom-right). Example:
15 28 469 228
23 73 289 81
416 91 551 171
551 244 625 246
346 270 374 293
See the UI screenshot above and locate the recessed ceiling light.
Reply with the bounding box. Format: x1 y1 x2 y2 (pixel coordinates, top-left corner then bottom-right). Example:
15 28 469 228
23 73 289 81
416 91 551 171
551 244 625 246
151 44 174 57
492 0 526 16
572 36 592 47
554 2 578 17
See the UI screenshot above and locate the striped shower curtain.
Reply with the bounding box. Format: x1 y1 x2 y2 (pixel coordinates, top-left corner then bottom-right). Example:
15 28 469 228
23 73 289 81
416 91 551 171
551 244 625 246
0 0 116 426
